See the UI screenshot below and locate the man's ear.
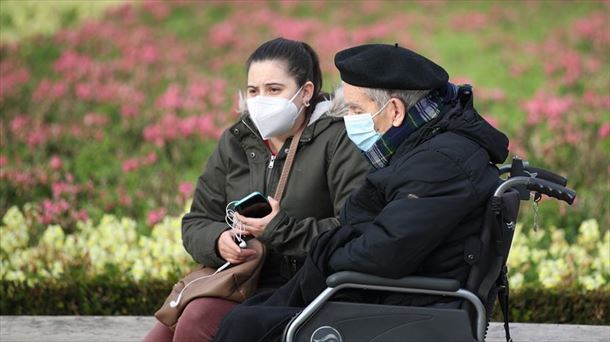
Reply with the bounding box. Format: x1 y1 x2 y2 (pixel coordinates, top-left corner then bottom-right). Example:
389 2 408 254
390 98 406 127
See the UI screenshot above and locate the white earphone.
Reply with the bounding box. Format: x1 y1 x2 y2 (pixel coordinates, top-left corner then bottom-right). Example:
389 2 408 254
169 200 249 308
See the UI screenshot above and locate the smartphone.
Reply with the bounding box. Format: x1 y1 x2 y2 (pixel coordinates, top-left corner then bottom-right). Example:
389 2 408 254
234 192 272 218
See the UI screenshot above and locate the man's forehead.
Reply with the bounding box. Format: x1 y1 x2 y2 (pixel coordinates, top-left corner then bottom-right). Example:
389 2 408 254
343 83 374 106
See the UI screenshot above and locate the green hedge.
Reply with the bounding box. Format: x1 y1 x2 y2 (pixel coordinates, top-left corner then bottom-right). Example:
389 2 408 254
0 279 172 316
1 280 608 325
490 286 609 324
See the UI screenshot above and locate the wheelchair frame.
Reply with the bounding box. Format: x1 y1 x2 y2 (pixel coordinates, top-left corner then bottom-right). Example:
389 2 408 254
284 157 576 342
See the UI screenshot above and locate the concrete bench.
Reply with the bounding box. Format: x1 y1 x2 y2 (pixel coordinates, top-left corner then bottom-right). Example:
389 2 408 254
1 316 609 341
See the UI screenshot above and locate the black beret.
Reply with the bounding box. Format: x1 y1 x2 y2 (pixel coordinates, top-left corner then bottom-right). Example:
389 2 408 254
335 43 449 90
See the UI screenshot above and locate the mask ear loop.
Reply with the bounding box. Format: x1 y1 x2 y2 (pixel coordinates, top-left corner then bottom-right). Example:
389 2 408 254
371 100 391 119
289 85 305 102
288 85 308 128
367 100 391 134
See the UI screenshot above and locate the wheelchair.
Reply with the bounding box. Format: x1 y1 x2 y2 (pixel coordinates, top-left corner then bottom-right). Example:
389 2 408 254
283 157 577 342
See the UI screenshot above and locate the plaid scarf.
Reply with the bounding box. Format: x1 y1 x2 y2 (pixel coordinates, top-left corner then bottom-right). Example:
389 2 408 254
363 83 459 170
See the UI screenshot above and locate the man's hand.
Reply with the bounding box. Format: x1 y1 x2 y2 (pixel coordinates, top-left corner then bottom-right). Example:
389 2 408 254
217 230 257 264
234 197 280 238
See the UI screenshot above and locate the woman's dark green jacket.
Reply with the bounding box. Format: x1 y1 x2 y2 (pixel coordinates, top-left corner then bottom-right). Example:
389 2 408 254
181 99 369 288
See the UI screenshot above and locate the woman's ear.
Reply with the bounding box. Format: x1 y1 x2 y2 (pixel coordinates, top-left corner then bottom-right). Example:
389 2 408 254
302 81 315 106
390 98 406 127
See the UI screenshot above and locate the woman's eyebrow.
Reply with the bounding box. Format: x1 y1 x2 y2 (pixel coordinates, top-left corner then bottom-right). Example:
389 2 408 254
247 82 285 88
263 82 285 87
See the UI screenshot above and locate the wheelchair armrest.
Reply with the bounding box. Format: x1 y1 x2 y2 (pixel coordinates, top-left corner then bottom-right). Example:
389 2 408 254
326 271 461 292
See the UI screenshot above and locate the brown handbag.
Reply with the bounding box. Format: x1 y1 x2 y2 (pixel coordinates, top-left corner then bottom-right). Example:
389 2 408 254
154 124 304 330
154 239 266 329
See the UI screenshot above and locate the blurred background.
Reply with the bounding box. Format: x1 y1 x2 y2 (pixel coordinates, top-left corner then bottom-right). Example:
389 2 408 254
0 0 608 323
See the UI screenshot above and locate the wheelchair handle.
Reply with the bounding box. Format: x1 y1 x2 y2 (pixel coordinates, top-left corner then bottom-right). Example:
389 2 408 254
526 178 576 205
498 164 568 187
495 176 576 205
523 166 568 187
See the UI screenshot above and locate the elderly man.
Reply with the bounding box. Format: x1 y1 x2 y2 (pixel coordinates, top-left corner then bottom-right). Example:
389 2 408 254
214 44 509 342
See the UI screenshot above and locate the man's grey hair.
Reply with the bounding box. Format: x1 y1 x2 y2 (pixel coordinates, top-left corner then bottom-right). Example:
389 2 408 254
364 88 431 110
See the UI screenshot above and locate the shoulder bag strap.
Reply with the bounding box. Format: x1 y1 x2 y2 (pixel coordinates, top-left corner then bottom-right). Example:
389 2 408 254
273 124 305 202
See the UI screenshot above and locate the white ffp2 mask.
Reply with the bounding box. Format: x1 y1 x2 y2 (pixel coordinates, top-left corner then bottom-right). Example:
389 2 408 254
246 86 304 139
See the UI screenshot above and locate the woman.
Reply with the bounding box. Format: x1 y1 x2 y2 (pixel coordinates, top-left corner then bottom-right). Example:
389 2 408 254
143 38 369 342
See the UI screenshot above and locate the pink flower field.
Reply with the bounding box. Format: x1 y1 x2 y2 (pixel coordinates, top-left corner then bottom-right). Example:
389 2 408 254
1 0 608 235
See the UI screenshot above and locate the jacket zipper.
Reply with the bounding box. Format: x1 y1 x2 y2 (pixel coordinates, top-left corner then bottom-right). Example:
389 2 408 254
266 155 276 193
241 119 277 194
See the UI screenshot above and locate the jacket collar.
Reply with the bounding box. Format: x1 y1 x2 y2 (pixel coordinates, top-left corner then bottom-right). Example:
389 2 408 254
392 85 509 164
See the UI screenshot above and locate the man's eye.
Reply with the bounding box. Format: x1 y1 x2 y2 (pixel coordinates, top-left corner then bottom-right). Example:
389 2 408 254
269 88 280 94
247 89 257 95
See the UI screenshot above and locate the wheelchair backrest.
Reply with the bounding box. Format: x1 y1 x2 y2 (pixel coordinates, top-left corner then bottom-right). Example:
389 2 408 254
460 157 575 337
462 187 521 321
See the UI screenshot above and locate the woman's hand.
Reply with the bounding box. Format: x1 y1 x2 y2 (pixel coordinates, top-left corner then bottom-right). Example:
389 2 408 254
217 230 257 264
234 197 280 238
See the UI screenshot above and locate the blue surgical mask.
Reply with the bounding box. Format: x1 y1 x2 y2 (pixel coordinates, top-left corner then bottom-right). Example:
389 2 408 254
343 101 390 151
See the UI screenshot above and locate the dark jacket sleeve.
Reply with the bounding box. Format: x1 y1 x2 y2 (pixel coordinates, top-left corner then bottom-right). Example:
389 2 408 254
259 129 369 258
181 132 230 268
328 149 479 278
